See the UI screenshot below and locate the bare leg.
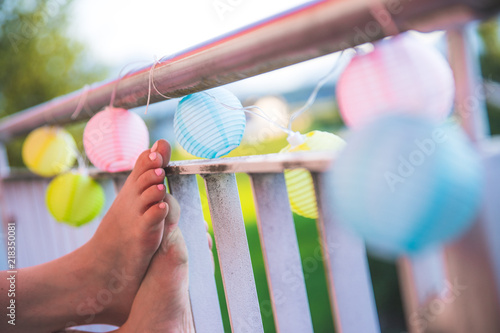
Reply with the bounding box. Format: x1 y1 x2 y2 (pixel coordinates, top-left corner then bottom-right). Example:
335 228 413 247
0 140 175 333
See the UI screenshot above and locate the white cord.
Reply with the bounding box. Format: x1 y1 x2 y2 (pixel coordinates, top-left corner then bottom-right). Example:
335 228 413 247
287 50 348 132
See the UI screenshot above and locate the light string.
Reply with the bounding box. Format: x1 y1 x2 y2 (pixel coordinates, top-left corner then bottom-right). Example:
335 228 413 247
71 61 149 174
71 84 90 120
201 49 351 146
145 55 175 114
287 50 347 133
202 93 292 135
109 60 152 108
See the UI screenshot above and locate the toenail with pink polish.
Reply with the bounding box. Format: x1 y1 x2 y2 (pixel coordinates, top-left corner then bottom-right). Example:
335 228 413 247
159 202 166 209
149 152 157 161
155 168 163 176
157 184 165 190
151 140 159 152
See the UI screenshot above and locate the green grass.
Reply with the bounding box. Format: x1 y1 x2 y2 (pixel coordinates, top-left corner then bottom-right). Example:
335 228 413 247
210 214 335 333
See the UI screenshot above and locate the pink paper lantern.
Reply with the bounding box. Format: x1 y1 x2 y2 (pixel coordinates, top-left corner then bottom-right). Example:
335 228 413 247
336 33 455 128
84 107 149 172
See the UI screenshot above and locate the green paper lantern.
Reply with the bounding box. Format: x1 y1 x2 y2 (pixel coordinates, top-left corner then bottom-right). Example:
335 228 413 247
46 173 105 227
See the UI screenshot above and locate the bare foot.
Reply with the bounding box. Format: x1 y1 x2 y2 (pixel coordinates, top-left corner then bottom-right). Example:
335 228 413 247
120 195 194 333
74 139 173 325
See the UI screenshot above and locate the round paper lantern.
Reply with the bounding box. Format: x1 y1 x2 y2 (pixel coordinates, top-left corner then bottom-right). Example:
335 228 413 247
22 126 77 177
46 172 105 227
336 33 455 129
174 88 246 159
281 131 346 219
84 107 149 172
331 115 483 257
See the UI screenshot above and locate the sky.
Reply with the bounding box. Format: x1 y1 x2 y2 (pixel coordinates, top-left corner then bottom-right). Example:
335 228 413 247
69 0 318 66
68 0 445 96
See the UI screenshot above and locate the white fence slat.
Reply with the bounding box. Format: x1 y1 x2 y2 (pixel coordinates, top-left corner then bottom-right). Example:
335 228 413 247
10 181 37 268
167 174 224 333
34 180 60 261
0 143 8 270
483 151 500 302
313 172 380 333
203 173 264 333
28 180 52 264
409 249 447 305
250 173 314 333
2 178 111 268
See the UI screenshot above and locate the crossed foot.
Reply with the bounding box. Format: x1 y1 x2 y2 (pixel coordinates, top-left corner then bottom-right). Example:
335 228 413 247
66 140 197 332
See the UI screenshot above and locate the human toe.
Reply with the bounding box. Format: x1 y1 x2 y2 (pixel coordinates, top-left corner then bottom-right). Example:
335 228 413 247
140 184 167 213
150 139 171 168
131 148 164 180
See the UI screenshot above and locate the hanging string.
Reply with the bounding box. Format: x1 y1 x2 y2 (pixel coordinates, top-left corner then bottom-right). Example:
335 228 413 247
70 85 90 120
145 56 173 115
109 60 151 108
75 147 89 176
202 49 351 146
202 92 293 135
151 56 173 100
287 50 348 132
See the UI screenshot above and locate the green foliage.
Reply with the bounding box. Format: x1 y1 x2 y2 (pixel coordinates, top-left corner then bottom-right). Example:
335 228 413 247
479 19 500 135
0 0 108 166
0 0 107 117
479 19 500 83
487 102 500 135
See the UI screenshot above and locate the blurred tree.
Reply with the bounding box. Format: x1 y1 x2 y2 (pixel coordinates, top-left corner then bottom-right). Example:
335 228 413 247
0 0 107 117
479 19 500 135
0 0 108 166
479 19 500 82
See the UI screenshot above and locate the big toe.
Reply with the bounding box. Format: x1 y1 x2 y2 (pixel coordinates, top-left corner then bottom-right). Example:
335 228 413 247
131 149 164 181
130 140 171 179
151 139 171 167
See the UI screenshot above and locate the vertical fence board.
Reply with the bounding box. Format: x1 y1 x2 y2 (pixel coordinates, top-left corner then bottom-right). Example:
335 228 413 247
0 143 8 270
410 249 447 305
482 150 500 305
204 173 264 333
312 171 380 333
167 174 224 333
250 173 314 333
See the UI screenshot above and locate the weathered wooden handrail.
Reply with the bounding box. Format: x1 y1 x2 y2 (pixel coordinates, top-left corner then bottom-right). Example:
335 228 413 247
1 151 334 181
0 0 499 140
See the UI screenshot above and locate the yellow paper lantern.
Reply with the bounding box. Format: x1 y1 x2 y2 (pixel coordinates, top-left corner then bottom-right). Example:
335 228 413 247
281 131 346 219
46 173 105 227
22 126 77 177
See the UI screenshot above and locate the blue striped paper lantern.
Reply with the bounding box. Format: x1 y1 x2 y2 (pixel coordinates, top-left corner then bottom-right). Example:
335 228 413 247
174 88 246 159
331 115 483 258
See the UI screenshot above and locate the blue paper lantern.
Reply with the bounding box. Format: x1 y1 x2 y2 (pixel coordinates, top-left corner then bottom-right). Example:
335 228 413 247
174 88 246 159
331 115 483 258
